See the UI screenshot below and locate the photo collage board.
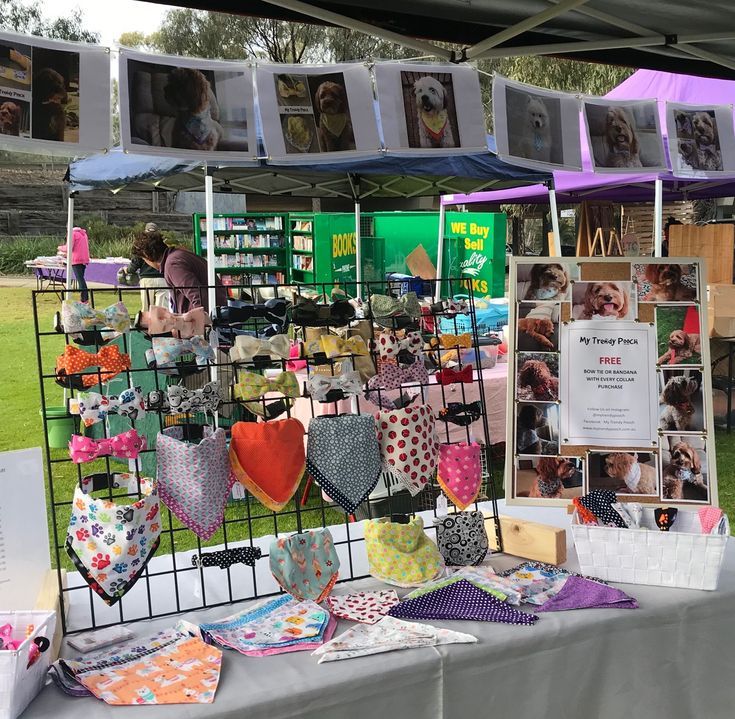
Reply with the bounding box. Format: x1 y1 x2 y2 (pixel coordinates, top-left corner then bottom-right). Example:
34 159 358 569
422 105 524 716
506 257 718 509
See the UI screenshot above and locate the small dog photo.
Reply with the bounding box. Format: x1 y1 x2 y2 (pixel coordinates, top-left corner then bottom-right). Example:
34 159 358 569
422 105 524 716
656 305 701 365
516 352 559 401
400 70 460 148
505 86 563 165
583 100 665 170
32 47 79 143
588 450 658 496
515 456 583 500
306 73 355 152
661 435 709 502
515 402 559 456
672 108 722 172
633 262 697 302
658 368 704 433
0 94 29 137
517 262 577 302
0 39 32 93
571 281 636 320
274 73 311 109
517 302 560 352
281 113 319 153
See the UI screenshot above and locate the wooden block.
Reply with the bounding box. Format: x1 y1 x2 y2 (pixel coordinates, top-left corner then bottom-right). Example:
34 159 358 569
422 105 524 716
483 513 567 565
34 569 66 660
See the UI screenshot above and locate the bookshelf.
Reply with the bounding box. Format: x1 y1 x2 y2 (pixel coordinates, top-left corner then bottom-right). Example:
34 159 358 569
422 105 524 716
289 214 315 283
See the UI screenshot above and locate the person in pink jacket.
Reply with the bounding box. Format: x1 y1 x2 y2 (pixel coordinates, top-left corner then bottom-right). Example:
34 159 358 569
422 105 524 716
58 226 90 302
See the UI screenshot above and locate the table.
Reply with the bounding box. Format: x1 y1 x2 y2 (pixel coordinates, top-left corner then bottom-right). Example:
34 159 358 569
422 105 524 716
22 506 735 719
26 259 132 292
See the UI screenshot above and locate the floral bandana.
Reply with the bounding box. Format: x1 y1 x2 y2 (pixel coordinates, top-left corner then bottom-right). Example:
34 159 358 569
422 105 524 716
70 387 146 427
68 429 147 464
229 418 306 512
437 442 482 510
269 528 340 602
498 562 606 606
156 426 234 540
326 590 399 624
364 516 444 587
375 404 438 495
434 511 488 566
306 414 381 514
65 473 160 606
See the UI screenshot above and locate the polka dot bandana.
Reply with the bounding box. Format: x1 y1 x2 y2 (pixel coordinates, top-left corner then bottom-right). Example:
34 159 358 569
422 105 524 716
388 579 538 625
434 511 489 566
436 442 482 510
577 490 627 528
306 415 381 514
326 590 400 624
699 507 723 534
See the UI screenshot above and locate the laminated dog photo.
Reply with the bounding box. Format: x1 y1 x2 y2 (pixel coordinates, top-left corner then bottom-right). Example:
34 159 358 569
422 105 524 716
514 455 583 500
587 450 659 497
571 281 637 321
400 70 460 149
516 352 559 401
655 305 701 366
31 46 79 143
667 103 735 176
632 262 698 302
658 368 705 433
516 262 579 302
661 435 709 502
515 402 559 456
0 38 31 139
516 302 560 352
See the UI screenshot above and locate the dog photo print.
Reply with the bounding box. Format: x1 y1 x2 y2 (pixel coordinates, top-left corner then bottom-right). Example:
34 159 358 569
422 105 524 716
658 368 704 433
374 62 487 153
256 63 379 160
633 262 698 303
493 75 582 171
587 451 658 497
661 435 709 502
0 37 31 139
514 455 583 500
516 352 559 401
119 49 255 160
582 98 666 172
517 263 578 302
655 305 702 366
515 402 559 456
571 281 637 321
666 102 735 177
517 302 560 352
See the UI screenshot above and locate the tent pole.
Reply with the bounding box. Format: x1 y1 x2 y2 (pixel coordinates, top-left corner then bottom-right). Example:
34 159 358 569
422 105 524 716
354 198 362 294
653 178 663 257
205 168 216 310
547 184 561 257
65 193 75 300
434 200 446 302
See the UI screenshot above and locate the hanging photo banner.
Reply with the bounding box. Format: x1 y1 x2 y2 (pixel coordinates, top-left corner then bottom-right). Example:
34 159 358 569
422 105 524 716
255 63 379 161
493 75 582 171
0 30 110 155
374 62 487 154
666 102 735 178
582 97 667 173
119 48 257 161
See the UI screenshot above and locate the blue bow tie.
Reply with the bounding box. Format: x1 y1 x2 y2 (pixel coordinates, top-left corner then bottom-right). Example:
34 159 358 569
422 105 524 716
145 335 215 368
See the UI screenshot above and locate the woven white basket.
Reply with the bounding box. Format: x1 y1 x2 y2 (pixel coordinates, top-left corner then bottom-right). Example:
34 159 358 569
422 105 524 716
571 510 729 590
0 611 56 719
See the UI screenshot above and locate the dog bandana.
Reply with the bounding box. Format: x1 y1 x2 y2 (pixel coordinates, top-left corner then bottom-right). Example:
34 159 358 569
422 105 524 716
698 507 724 534
437 401 483 426
452 566 523 605
230 334 291 363
535 576 638 612
655 507 678 531
306 364 362 402
499 562 606 606
306 414 381 514
611 502 640 529
364 516 444 587
68 429 147 464
65 473 160 606
419 108 449 143
370 292 421 320
136 307 210 339
436 442 482 510
232 370 301 401
326 590 400 624
389 579 537 626
269 528 340 602
229 418 306 511
156 426 234 540
56 345 131 389
435 365 473 385
70 387 146 427
577 489 627 528
191 547 262 569
533 287 560 300
572 496 599 525
58 628 221 705
375 404 438 495
312 615 477 664
405 574 507 603
373 331 423 360
365 362 429 410
147 383 223 415
61 300 130 335
622 462 642 492
146 336 215 368
434 511 489 566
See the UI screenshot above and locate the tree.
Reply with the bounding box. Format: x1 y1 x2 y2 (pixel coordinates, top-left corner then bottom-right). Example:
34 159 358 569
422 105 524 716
324 28 420 62
0 1 98 42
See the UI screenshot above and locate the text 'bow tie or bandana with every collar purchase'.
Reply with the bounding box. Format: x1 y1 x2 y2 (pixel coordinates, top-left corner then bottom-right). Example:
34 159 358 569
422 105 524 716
66 473 160 605
434 511 489 566
269 528 340 602
306 364 362 402
156 426 234 540
229 418 306 511
376 404 438 495
68 429 147 464
136 306 210 339
61 300 131 334
373 331 423 360
306 414 381 514
233 370 301 401
437 442 483 510
365 362 429 410
147 382 223 415
56 345 131 389
69 386 146 427
146 336 214 368
325 590 399 624
230 334 291 363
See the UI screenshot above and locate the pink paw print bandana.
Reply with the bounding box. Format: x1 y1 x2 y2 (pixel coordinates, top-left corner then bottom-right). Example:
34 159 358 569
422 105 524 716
326 590 399 624
436 442 483 510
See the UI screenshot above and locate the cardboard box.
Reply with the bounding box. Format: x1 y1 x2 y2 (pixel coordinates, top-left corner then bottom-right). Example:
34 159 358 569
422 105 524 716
708 283 735 338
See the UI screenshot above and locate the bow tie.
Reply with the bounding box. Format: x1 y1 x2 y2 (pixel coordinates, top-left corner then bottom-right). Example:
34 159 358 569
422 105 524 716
70 386 146 427
365 361 429 409
374 331 423 360
438 333 472 349
147 382 223 415
230 334 291 363
233 370 301 401
61 300 131 334
56 344 131 388
319 335 369 358
137 307 210 339
68 429 147 464
435 365 473 386
432 298 470 316
370 292 421 319
215 298 289 330
307 366 362 402
146 336 215 368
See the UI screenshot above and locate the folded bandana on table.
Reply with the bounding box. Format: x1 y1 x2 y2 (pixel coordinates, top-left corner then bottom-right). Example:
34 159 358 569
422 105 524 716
156 426 234 540
61 300 131 335
229 418 306 511
388 579 537 626
404 574 506 603
364 516 444 587
55 628 221 705
499 562 606 606
312 615 476 663
68 429 147 464
434 511 488 566
306 363 362 403
451 566 523 605
436 442 482 510
269 528 340 602
325 590 399 624
232 370 301 401
56 344 131 389
535 576 638 612
136 306 210 339
306 414 381 514
70 386 146 427
365 362 429 410
147 382 223 415
146 336 215 368
375 404 438 495
66 473 160 606
230 334 291 363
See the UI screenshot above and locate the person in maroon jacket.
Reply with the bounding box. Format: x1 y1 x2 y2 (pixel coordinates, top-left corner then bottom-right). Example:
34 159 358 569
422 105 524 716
131 230 227 312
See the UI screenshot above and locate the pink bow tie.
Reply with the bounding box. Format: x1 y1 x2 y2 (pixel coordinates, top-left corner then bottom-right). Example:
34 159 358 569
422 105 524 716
137 307 211 339
68 429 147 464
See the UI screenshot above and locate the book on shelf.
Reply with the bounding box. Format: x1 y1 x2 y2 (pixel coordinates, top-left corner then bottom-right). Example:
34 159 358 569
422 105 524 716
292 236 313 252
292 255 314 271
292 220 313 232
220 271 286 285
199 215 284 233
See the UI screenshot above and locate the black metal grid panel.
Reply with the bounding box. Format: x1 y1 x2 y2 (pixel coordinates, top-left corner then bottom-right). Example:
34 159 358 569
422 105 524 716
33 277 502 634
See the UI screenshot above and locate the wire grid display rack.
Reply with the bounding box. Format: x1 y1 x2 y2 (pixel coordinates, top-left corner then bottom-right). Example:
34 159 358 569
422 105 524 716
34 277 502 634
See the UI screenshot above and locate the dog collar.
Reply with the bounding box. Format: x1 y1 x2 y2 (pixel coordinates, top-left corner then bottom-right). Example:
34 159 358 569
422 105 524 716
533 131 545 152
534 287 558 300
321 112 347 138
675 467 695 483
183 109 213 145
623 462 641 492
420 109 448 143
537 477 563 498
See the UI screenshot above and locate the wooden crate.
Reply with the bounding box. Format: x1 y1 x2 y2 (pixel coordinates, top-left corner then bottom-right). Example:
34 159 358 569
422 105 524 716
669 223 734 284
